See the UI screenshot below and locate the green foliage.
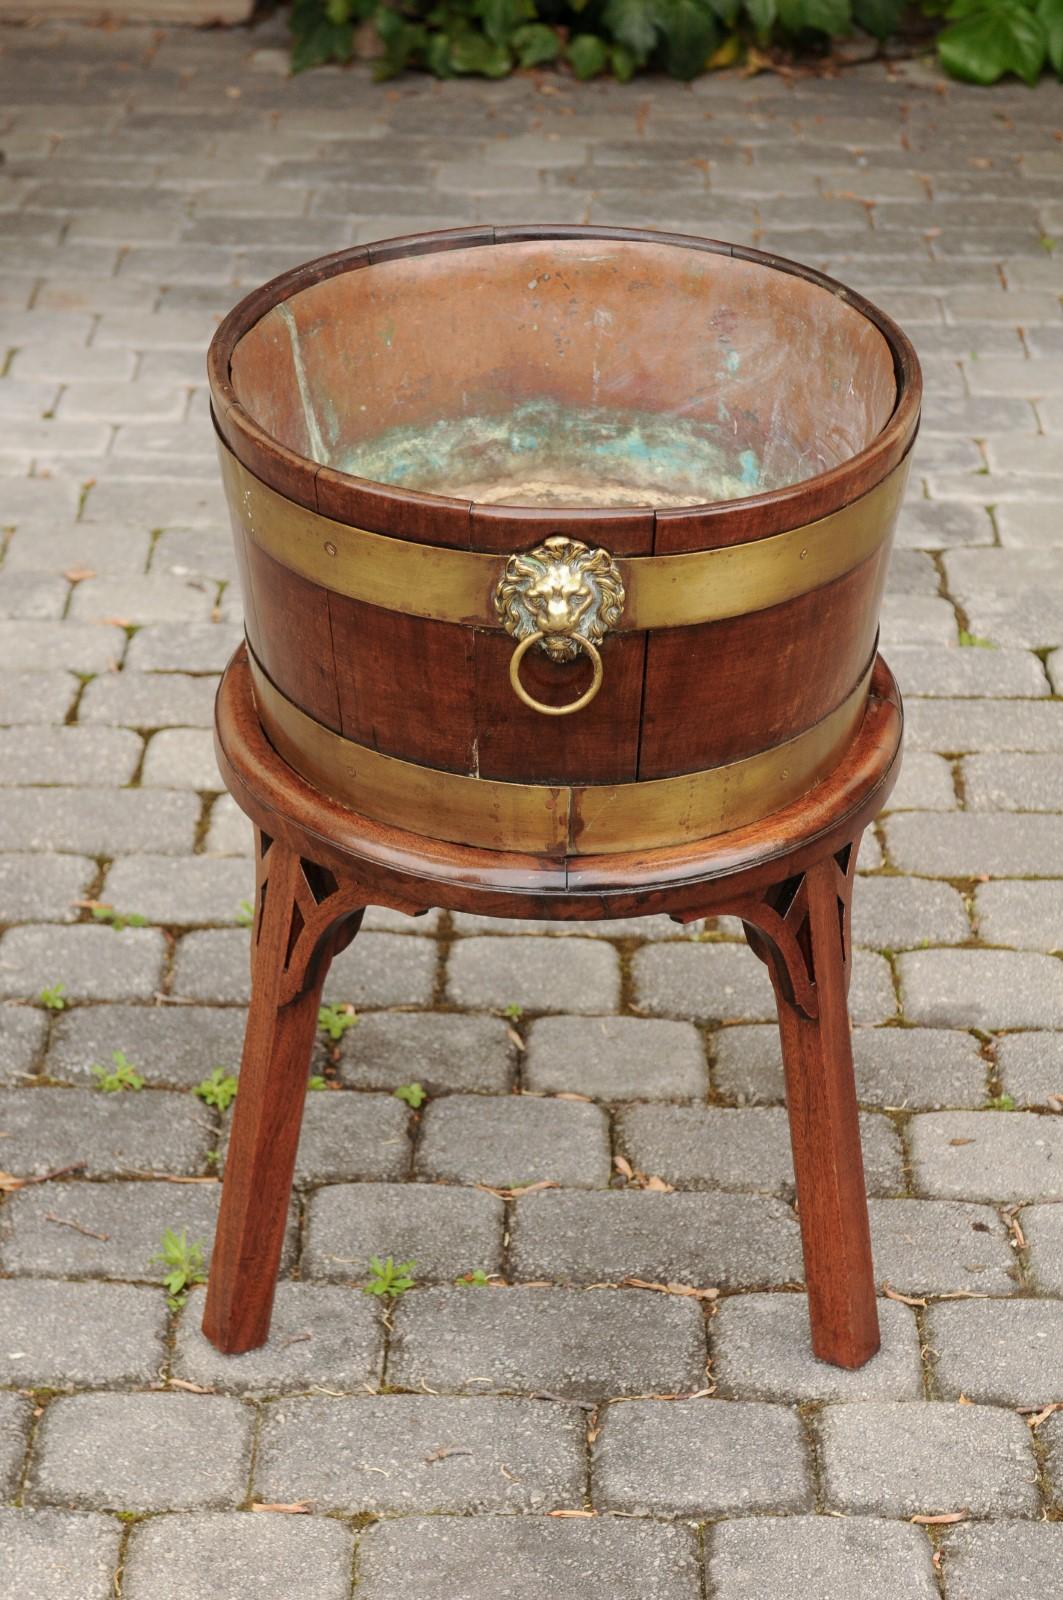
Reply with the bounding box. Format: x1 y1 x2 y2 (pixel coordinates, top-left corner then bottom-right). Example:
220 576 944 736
235 900 255 929
151 1228 207 1310
307 1074 332 1090
288 0 1063 81
394 1081 427 1108
958 629 997 648
318 1001 359 1041
38 983 67 1011
503 1002 524 1021
194 1067 239 1111
91 905 147 931
455 1267 492 1285
986 1092 1017 1109
91 1051 144 1093
363 1255 416 1297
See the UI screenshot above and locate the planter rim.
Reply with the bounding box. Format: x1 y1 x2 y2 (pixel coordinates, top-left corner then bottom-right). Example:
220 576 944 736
208 223 922 545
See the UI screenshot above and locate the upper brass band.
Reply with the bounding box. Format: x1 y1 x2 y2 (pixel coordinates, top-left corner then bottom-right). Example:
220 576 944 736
247 646 876 856
220 441 909 634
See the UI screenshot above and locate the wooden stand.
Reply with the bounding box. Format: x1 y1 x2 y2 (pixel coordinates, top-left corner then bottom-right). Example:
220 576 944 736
202 644 903 1370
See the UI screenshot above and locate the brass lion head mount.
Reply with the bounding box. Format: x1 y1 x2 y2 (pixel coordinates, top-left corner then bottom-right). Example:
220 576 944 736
494 536 626 664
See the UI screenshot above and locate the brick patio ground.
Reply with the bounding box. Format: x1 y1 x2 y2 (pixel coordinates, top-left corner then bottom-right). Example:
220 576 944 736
0 17 1062 1597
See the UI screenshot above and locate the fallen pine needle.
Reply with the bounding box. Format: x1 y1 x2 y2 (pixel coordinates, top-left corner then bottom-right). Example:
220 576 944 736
280 1332 312 1349
475 1180 559 1200
548 1509 595 1518
882 1284 927 1307
129 1171 219 1184
44 1212 109 1241
911 1512 967 1526
251 1502 312 1514
424 1446 474 1464
1025 1402 1063 1431
168 1378 213 1394
0 1162 86 1192
613 1155 634 1180
623 1277 718 1301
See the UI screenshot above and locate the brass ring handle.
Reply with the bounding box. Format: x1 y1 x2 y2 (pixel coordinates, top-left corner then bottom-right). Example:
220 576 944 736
509 630 604 717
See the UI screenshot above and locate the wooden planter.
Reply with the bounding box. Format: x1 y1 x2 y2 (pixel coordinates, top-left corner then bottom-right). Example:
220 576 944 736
209 225 920 862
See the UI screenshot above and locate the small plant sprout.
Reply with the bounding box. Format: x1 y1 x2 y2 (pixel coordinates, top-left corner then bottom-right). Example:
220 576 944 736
91 905 148 931
38 983 67 1011
307 1075 330 1091
958 630 996 649
987 1093 1016 1111
318 1001 358 1042
455 1268 491 1287
91 1051 144 1093
235 899 255 928
193 1068 238 1112
151 1228 206 1310
363 1256 416 1298
394 1082 426 1109
503 1002 523 1021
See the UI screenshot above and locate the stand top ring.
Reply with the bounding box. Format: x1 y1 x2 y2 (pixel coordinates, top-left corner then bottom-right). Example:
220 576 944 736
215 643 902 923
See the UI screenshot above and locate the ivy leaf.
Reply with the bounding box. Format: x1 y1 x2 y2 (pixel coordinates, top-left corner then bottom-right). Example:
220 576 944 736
511 20 561 61
778 0 851 33
744 0 777 32
372 7 426 76
566 31 611 73
1036 0 1063 72
654 0 720 75
708 0 741 26
611 41 640 74
604 0 659 57
290 10 354 70
938 1 1046 83
478 0 534 44
852 0 905 36
448 29 514 72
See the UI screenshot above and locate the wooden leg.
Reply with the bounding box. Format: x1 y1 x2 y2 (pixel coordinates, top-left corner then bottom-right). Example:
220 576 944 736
202 833 364 1354
743 844 879 1369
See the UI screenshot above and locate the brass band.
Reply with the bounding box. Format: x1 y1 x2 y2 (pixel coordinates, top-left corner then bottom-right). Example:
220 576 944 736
220 442 909 634
248 647 876 856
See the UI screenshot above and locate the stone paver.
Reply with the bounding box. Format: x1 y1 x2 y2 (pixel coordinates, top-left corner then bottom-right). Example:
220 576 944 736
0 1510 122 1600
818 1401 1039 1517
707 1516 939 1600
593 1397 810 1515
255 1394 586 1512
121 1514 354 1600
1 25 1060 1596
28 1393 253 1511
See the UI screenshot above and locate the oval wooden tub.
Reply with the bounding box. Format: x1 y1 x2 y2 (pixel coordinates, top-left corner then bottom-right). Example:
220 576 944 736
209 224 921 861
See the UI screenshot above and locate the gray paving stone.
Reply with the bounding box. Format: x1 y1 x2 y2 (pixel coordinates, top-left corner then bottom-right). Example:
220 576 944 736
354 1516 701 1600
869 1198 1018 1296
593 1397 810 1515
0 1391 32 1499
173 1282 384 1394
256 1393 584 1512
102 855 251 926
910 1111 1063 1201
0 1085 211 1177
1023 1205 1063 1294
0 852 96 923
324 931 438 1009
140 728 221 789
0 725 141 785
0 621 126 674
203 794 253 855
68 576 219 626
121 1513 353 1600
1043 1410 1063 1511
0 1278 166 1386
883 751 957 812
964 753 1063 811
905 700 1063 753
707 1516 939 1600
890 814 1063 879
927 1298 1063 1405
0 787 199 855
714 1023 988 1110
0 1004 46 1083
0 572 68 621
712 1293 923 1401
0 1177 296 1281
303 1181 504 1283
78 672 217 728
341 1011 515 1094
0 924 166 1001
524 1015 707 1100
0 1509 121 1600
238 1091 414 1185
28 1392 253 1511
0 670 78 725
852 875 970 949
618 1103 903 1198
388 1285 706 1398
898 951 1063 1029
417 1093 610 1189
975 880 1063 952
634 942 896 1025
125 621 243 672
939 1520 1063 1600
894 499 994 549
818 1400 1038 1516
170 930 253 1001
997 1032 1063 1107
446 936 620 1014
510 1188 804 1289
880 595 958 646
47 1003 246 1087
